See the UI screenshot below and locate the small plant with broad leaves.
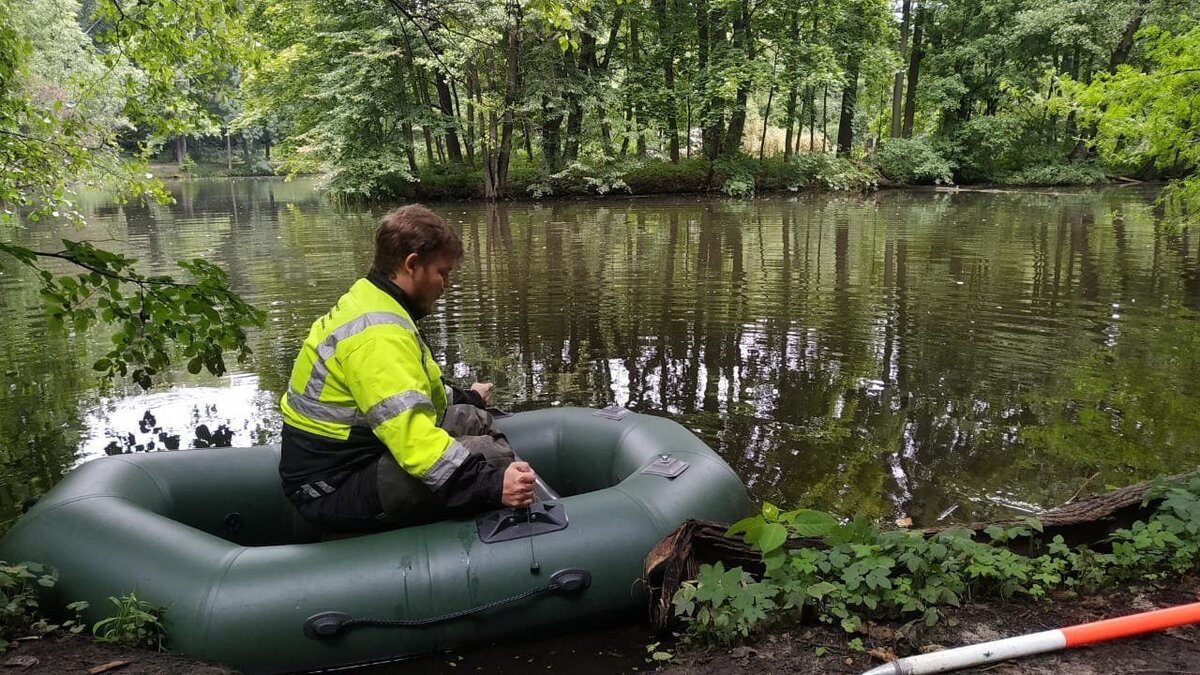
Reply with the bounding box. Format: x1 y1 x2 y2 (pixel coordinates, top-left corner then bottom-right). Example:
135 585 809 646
92 591 166 651
0 562 88 653
672 474 1200 644
645 641 674 664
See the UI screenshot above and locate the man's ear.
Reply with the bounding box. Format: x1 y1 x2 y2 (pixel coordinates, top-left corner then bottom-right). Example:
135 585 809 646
401 252 420 275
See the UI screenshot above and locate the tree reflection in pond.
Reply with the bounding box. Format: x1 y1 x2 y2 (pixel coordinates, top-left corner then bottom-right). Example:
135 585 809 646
3 180 1200 530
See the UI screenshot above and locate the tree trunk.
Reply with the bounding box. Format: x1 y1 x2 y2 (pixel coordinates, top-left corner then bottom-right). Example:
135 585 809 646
239 131 252 168
414 70 435 164
759 49 779 161
435 71 463 163
902 10 924 139
1109 0 1149 73
837 52 860 157
653 0 679 163
723 1 752 157
563 22 596 162
465 97 477 166
810 87 817 152
175 135 187 164
620 104 632 156
225 129 233 171
629 17 646 157
400 34 433 166
402 122 418 173
890 0 913 139
453 79 475 166
541 95 562 170
821 85 828 153
782 11 800 161
685 97 692 159
522 121 534 162
698 0 726 160
495 0 520 193
479 57 498 199
783 84 798 161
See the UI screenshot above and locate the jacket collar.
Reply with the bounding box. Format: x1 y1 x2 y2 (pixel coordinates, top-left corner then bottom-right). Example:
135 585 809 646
366 270 427 321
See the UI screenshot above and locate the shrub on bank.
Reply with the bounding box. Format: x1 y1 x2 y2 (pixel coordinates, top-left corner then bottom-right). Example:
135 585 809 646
787 154 878 192
1001 162 1109 186
874 138 954 185
623 158 712 194
0 562 88 652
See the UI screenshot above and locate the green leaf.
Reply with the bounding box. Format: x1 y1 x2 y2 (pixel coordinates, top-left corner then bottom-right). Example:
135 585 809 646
756 523 788 554
761 502 781 522
806 582 837 599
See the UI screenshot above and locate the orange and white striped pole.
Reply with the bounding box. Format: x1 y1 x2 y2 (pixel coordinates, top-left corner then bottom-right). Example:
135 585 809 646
861 601 1200 675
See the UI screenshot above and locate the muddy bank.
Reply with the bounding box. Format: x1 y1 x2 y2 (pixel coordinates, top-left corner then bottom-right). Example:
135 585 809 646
660 575 1200 674
0 634 236 675
7 577 1200 674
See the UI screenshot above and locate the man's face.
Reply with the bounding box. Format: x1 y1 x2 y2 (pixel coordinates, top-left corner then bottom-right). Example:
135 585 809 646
409 253 457 315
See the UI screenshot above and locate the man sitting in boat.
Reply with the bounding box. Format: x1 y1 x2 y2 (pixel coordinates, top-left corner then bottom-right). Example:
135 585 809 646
278 204 537 534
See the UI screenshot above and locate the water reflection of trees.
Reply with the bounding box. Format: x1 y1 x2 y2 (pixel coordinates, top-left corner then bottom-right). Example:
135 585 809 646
430 190 1200 524
4 182 1199 529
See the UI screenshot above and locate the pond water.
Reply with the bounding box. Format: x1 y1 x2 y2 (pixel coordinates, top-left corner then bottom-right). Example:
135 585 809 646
3 179 1200 533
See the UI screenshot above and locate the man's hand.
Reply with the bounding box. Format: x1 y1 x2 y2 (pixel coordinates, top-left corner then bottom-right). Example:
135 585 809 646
501 461 536 508
470 382 493 405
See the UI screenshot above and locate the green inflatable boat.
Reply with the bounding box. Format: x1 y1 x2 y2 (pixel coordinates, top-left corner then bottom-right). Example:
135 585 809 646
0 406 750 673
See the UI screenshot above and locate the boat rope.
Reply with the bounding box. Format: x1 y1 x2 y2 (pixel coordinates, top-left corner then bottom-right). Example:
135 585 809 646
303 568 591 640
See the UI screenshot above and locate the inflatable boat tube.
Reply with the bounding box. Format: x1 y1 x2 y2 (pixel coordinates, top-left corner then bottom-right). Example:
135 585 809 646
0 407 750 673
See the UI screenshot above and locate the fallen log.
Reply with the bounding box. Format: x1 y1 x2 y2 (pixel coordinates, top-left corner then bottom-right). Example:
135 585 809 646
644 474 1184 632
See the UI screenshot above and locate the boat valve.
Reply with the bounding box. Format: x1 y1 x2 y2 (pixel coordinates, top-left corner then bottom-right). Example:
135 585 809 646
546 568 591 593
303 611 353 640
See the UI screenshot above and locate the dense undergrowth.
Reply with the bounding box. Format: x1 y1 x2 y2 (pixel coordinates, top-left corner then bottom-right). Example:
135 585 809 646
322 137 1117 202
0 563 164 653
672 474 1200 644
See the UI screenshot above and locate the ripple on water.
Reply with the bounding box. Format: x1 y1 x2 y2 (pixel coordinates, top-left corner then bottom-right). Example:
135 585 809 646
1 183 1197 529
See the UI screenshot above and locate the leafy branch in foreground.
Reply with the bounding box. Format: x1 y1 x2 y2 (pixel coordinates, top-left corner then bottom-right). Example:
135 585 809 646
1 0 263 389
673 475 1200 644
0 240 265 390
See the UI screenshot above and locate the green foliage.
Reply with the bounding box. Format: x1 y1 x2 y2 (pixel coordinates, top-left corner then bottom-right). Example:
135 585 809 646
1000 162 1108 186
672 561 778 643
622 159 713 194
92 591 166 651
0 562 88 653
787 154 879 192
874 138 953 185
713 155 762 198
934 116 1029 183
1071 24 1200 228
528 160 631 198
0 0 266 390
0 240 264 390
673 476 1200 644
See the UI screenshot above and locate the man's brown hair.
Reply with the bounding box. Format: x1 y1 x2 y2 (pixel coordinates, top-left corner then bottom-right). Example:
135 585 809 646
372 204 463 276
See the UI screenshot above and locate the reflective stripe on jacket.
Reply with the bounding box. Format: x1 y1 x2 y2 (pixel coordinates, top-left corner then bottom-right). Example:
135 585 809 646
280 278 466 491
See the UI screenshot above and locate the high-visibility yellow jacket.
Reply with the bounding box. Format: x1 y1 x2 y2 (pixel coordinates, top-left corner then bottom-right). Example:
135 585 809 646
279 276 467 499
